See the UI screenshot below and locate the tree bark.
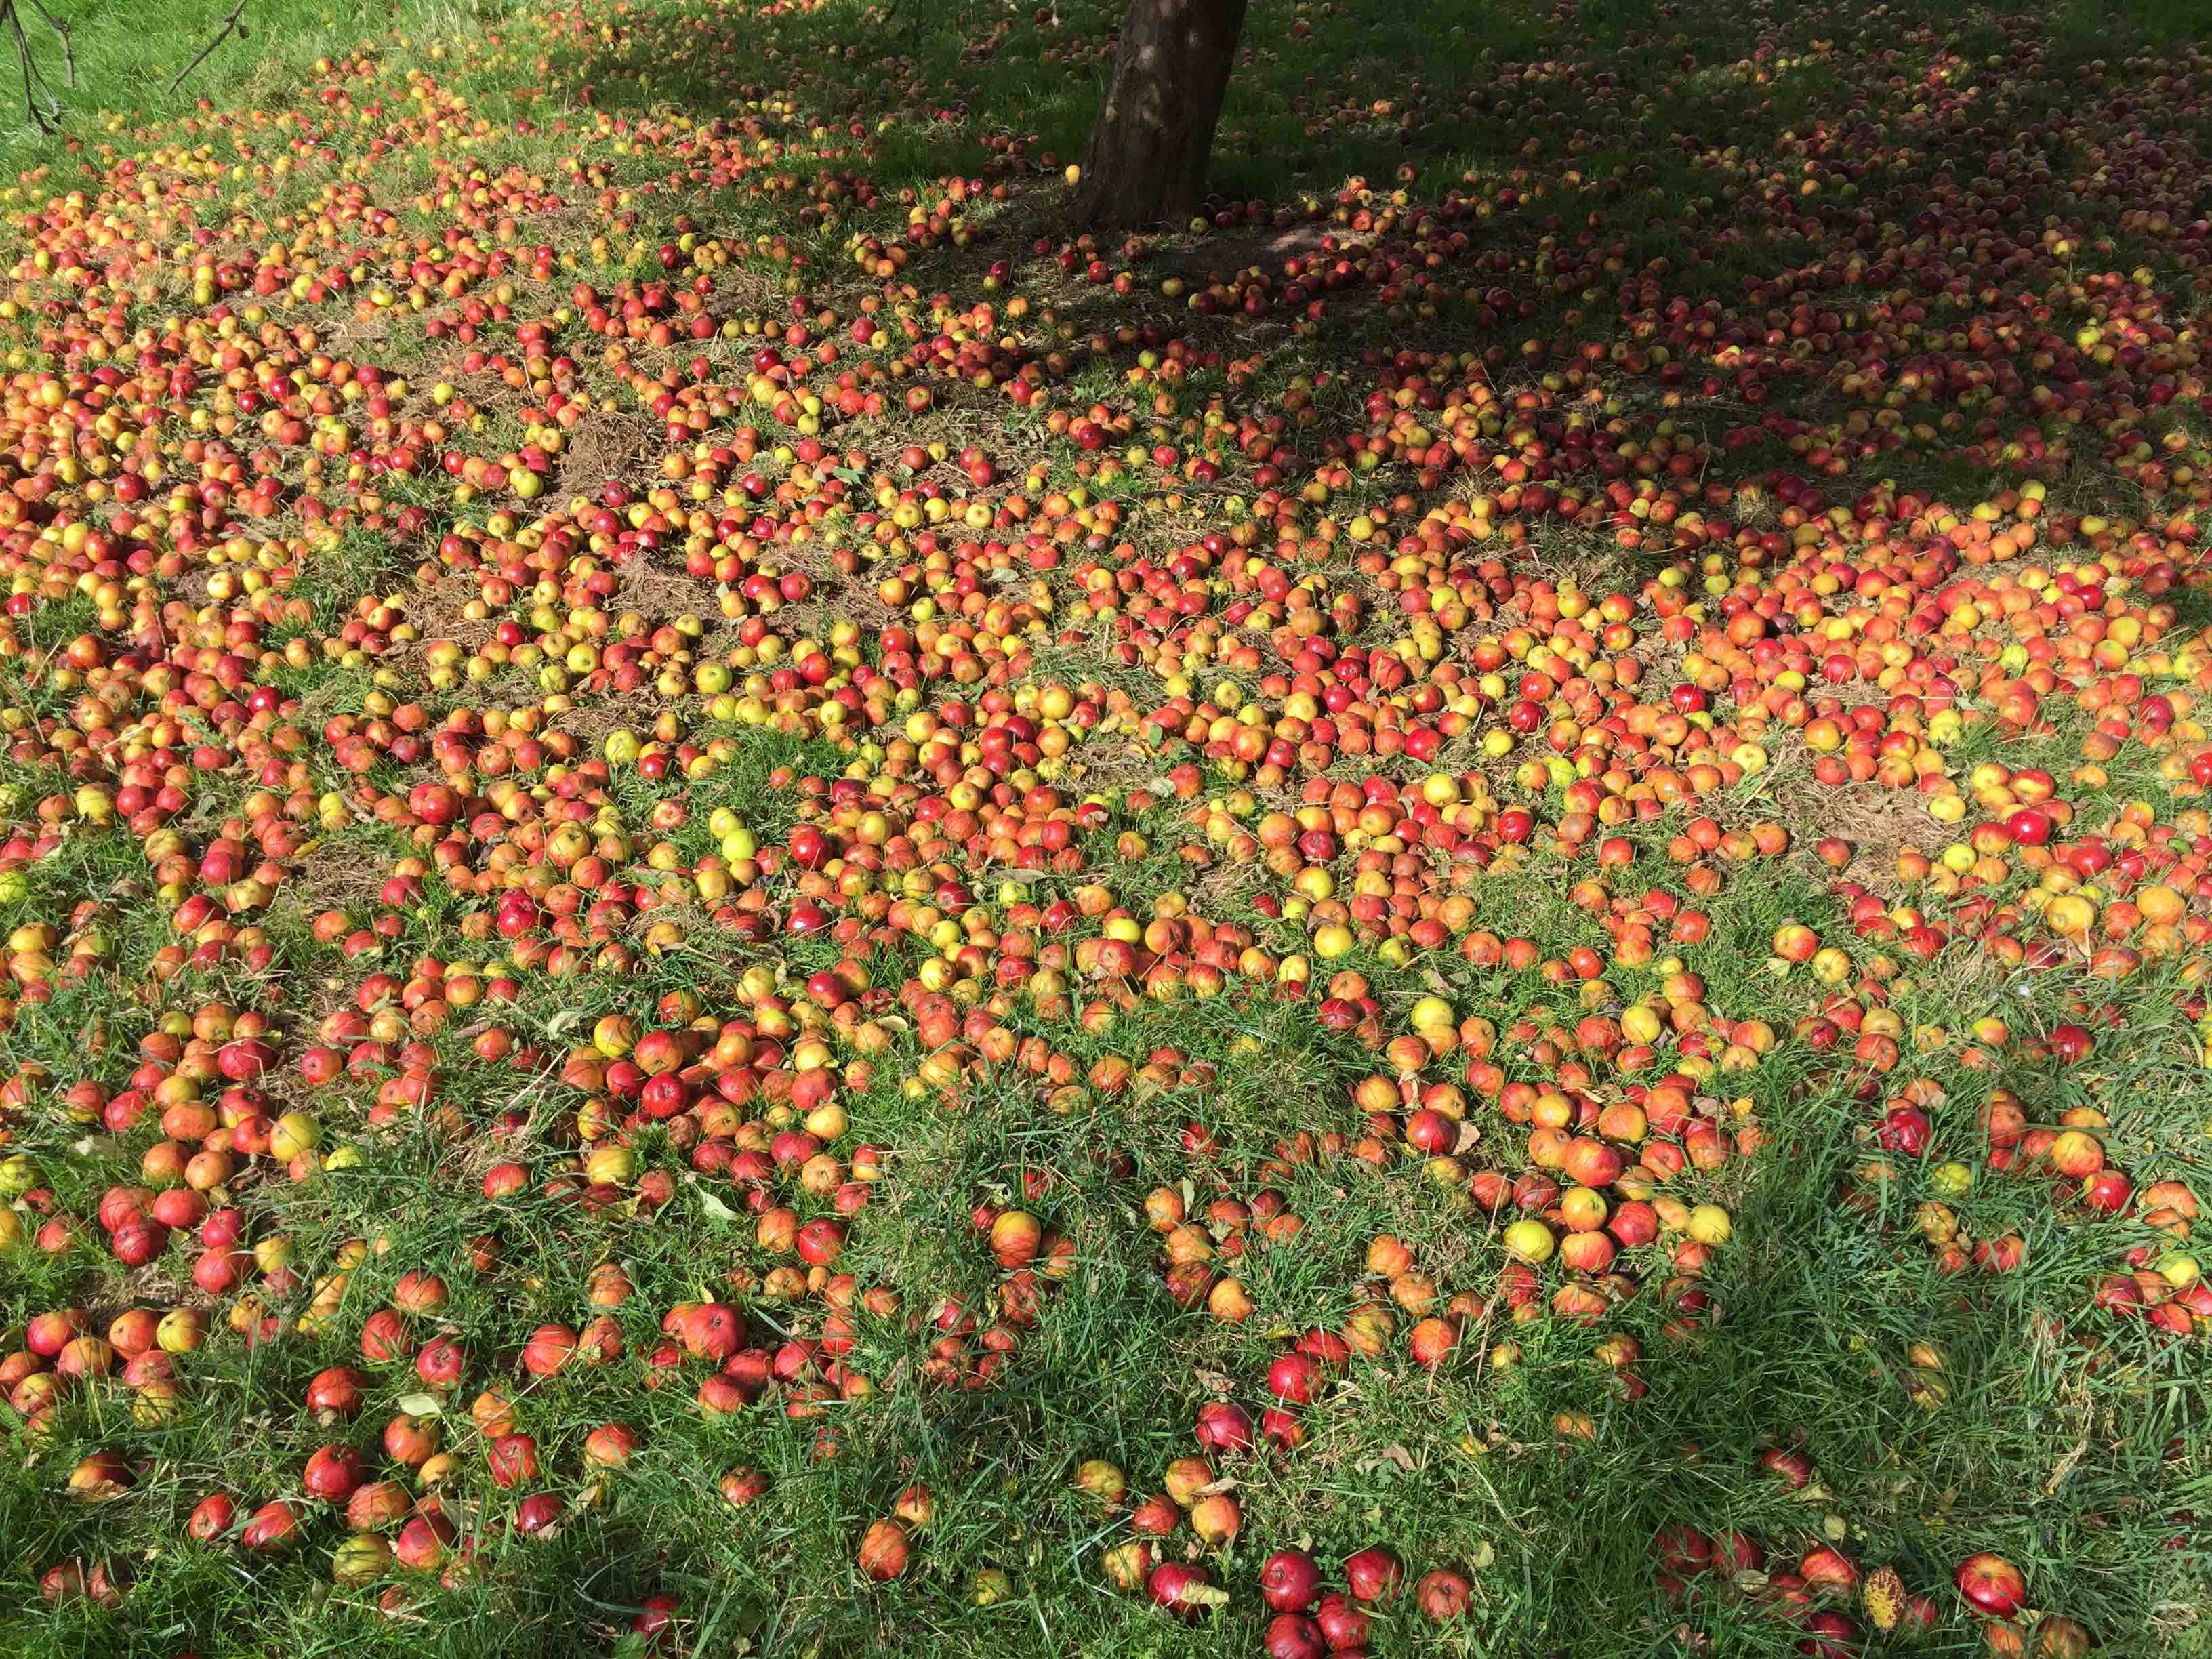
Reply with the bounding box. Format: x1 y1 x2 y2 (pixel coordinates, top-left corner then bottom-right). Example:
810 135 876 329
1071 0 1248 232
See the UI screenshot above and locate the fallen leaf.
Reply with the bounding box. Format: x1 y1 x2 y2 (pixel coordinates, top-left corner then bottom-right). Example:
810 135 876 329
1862 1564 1905 1631
697 1189 740 1222
2045 1437 2089 1496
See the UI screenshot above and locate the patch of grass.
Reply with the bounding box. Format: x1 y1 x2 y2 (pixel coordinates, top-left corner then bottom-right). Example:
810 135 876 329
0 1 2209 1657
0 0 480 182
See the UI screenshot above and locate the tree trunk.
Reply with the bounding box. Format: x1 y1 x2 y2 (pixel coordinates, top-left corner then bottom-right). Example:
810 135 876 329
1072 0 1248 232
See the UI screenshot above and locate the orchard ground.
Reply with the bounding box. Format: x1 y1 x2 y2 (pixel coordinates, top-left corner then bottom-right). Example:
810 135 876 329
1 0 2211 1656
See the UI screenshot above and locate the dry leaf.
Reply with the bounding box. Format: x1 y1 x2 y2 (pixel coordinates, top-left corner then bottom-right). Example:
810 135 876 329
1862 1564 1905 1631
2045 1437 2088 1495
1355 1442 1417 1478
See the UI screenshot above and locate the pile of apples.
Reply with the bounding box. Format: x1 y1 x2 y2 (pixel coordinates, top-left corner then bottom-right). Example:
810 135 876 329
3 0 2209 1648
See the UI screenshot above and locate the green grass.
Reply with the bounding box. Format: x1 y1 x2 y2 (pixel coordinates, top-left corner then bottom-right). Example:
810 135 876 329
0 0 482 183
0 0 2209 1655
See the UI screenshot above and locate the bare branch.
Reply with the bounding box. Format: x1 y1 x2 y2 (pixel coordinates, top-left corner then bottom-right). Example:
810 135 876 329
1 1 59 133
22 0 73 89
172 0 252 94
0 0 106 136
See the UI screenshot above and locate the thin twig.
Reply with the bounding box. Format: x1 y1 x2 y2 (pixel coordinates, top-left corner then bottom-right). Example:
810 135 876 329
20 20 54 106
22 0 71 88
172 0 251 94
1 0 77 131
3 2 55 133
